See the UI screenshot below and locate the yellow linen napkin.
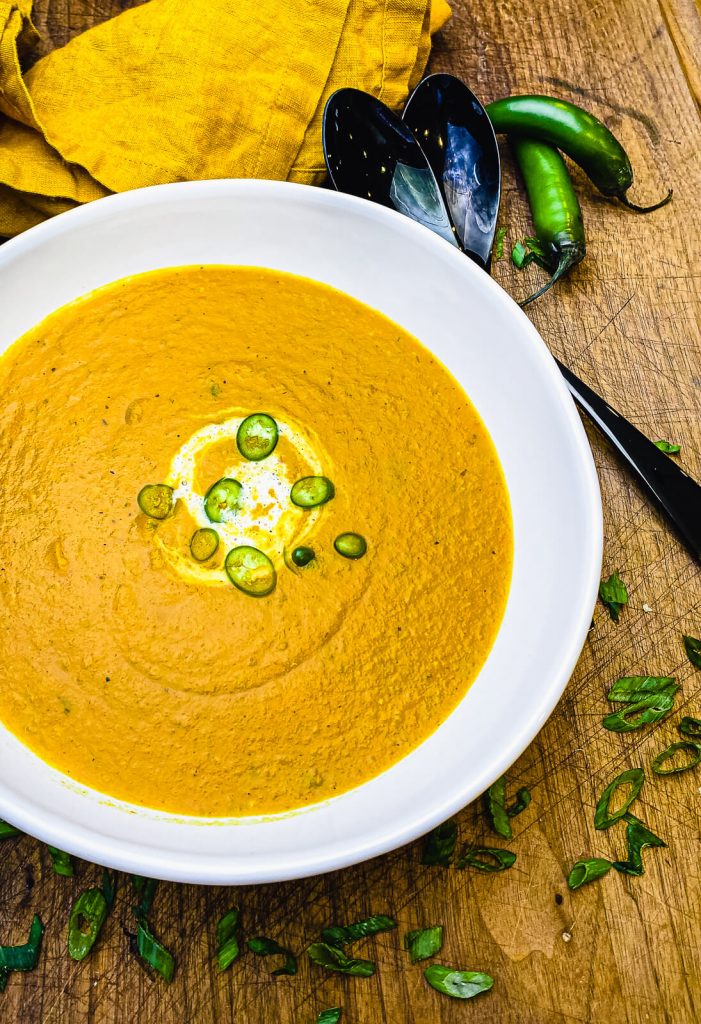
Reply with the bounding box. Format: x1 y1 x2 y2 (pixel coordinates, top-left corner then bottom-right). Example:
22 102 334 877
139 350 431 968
0 0 451 236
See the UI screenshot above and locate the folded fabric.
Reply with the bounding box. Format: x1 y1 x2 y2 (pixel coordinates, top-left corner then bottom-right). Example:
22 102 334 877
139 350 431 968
0 0 451 236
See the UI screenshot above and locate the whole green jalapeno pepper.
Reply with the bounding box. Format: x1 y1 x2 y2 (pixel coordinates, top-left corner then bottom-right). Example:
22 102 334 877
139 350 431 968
510 138 586 305
487 95 672 213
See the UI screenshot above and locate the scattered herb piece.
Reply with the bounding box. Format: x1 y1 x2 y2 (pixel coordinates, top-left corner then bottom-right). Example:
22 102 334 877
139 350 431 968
653 440 681 454
47 846 74 877
567 857 612 890
683 635 701 670
0 820 20 840
484 776 512 839
102 870 117 910
68 888 109 961
651 741 701 776
307 942 375 977
511 235 550 271
137 483 174 520
317 1010 342 1024
598 571 628 621
321 916 396 948
456 846 516 872
494 226 507 260
421 819 458 867
603 692 676 732
606 676 677 702
424 964 494 1000
216 907 240 971
131 876 158 918
611 814 666 876
679 716 701 738
247 936 297 976
404 926 444 963
236 413 279 462
594 768 644 830
0 915 44 978
507 787 531 817
511 241 528 269
135 916 175 982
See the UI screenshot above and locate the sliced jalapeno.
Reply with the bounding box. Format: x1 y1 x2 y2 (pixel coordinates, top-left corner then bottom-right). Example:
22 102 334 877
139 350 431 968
190 528 219 562
236 413 279 462
291 546 315 567
290 476 335 509
334 533 367 559
225 546 276 597
204 478 243 523
137 484 174 520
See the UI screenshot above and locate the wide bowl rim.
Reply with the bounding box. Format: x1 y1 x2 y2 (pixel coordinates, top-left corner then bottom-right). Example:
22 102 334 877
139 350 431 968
0 178 603 883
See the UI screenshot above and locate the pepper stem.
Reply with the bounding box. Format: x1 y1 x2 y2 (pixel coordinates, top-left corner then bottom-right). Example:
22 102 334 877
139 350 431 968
617 188 673 214
519 250 579 308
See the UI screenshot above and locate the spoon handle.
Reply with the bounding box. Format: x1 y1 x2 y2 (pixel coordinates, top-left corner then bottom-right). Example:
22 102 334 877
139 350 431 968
556 359 701 563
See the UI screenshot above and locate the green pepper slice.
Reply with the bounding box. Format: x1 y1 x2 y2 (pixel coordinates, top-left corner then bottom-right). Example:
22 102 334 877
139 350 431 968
334 533 367 560
236 413 279 462
225 546 276 597
137 484 174 520
190 528 220 562
290 476 335 508
204 478 243 523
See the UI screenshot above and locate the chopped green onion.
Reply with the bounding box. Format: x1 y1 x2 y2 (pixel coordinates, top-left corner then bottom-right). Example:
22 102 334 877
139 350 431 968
321 916 396 948
651 740 701 776
317 1011 342 1024
190 527 219 562
47 846 74 877
507 787 531 817
607 676 677 702
334 533 367 559
204 477 243 523
603 692 676 732
653 440 681 454
247 936 297 976
567 858 612 890
423 964 494 1000
683 635 701 670
307 942 375 977
291 546 315 567
421 818 458 867
456 846 516 872
290 476 335 509
611 814 666 876
679 716 701 738
484 776 512 839
225 545 276 597
131 876 158 918
594 768 644 830
236 413 279 461
404 926 443 963
493 226 507 260
135 916 175 982
598 571 628 622
137 483 174 520
0 820 21 840
216 907 240 971
68 888 109 961
0 915 44 973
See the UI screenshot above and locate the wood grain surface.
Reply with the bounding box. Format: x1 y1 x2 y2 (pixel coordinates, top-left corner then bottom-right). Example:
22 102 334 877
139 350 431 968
2 0 700 1021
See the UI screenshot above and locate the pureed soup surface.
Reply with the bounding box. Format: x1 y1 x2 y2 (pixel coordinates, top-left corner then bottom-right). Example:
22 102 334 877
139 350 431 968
0 267 512 817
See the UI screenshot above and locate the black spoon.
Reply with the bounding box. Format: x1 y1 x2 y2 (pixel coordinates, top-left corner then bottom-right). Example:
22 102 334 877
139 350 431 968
321 81 701 562
403 73 500 271
323 88 458 249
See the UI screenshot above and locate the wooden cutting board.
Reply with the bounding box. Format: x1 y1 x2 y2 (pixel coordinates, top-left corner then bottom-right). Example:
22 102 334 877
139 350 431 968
1 0 700 1020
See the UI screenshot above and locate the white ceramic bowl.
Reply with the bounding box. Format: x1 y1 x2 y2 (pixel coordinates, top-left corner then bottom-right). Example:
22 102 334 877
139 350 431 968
0 180 602 883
